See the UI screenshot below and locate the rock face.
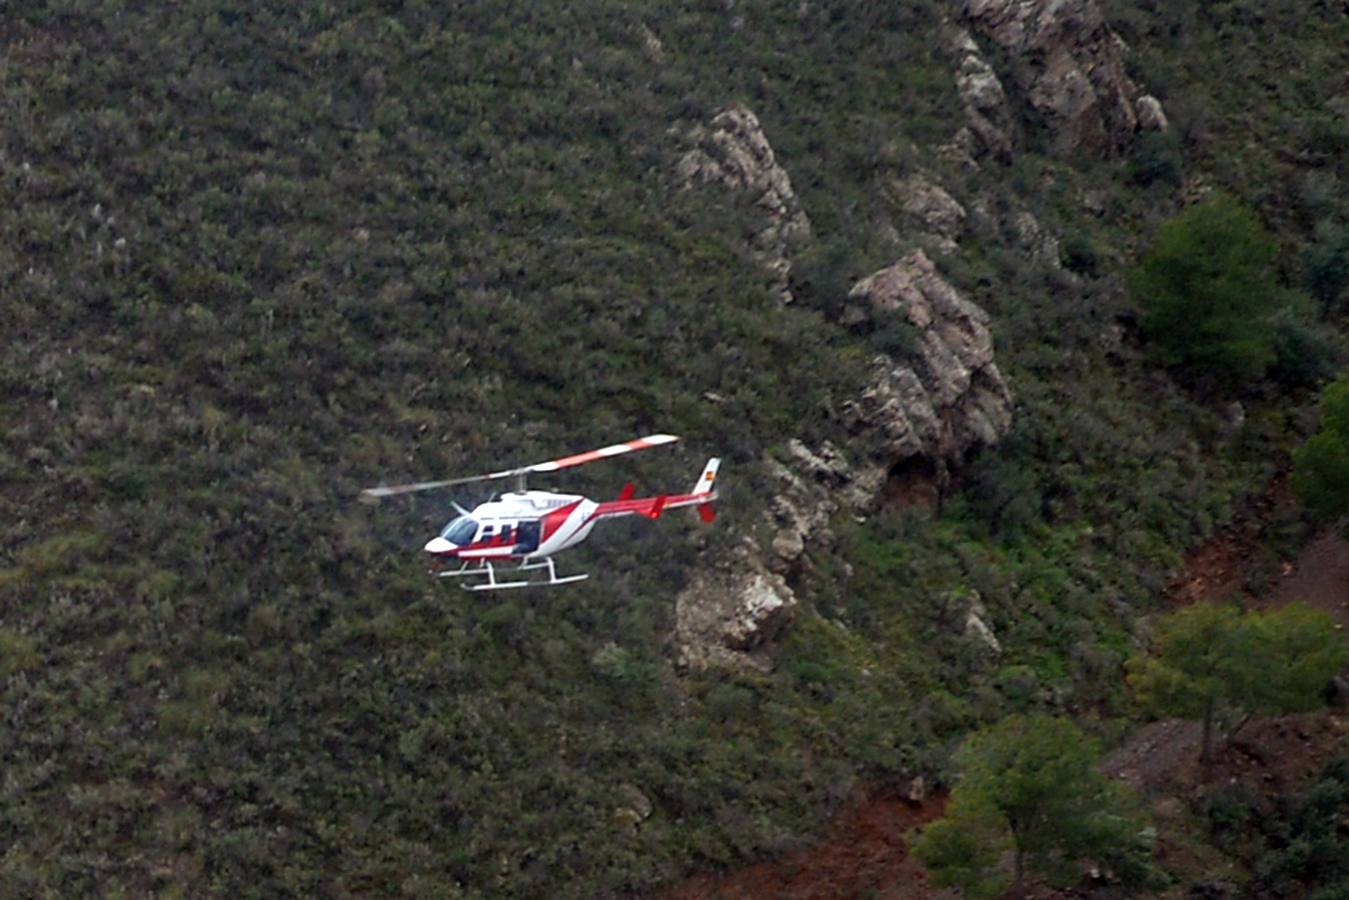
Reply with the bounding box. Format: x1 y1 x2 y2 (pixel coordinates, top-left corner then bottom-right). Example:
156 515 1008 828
674 254 1013 674
675 551 797 674
677 103 811 303
946 27 1019 164
887 175 967 255
1135 94 1169 132
1012 210 1062 268
964 0 1163 158
842 250 1014 480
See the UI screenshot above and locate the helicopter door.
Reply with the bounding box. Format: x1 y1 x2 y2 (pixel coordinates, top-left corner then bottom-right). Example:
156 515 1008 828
515 520 540 554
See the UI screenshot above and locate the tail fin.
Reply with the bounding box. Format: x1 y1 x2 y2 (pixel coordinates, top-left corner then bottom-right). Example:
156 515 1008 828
693 458 719 523
692 458 720 496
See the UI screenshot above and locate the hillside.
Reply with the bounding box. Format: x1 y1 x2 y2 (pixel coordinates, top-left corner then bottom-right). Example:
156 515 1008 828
2 1 1347 897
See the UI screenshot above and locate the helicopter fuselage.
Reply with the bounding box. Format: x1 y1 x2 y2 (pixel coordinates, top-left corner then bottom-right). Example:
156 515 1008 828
423 490 599 563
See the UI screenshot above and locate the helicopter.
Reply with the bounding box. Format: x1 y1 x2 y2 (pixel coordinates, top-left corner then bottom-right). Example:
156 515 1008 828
360 434 720 590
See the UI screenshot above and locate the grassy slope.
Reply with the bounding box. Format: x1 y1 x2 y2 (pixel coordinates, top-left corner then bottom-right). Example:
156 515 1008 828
0 1 1345 896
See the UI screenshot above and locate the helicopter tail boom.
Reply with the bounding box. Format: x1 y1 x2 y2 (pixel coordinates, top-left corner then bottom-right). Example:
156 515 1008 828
589 458 720 523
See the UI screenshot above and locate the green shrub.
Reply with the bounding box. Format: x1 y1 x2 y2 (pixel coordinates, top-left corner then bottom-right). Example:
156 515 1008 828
1293 374 1349 522
1127 131 1183 188
1303 220 1349 309
1130 194 1293 383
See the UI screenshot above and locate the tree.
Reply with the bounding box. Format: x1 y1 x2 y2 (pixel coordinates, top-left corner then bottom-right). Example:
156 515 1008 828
1304 220 1349 309
1130 193 1289 382
911 715 1153 896
1128 602 1348 771
1293 374 1349 524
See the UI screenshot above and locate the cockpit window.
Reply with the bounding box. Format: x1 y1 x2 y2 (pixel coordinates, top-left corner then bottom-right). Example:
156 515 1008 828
440 516 479 545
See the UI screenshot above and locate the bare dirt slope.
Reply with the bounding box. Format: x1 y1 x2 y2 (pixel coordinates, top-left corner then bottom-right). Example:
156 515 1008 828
652 786 948 900
1270 530 1349 624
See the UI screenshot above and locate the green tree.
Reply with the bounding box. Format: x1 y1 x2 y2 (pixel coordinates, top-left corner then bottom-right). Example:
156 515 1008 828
1304 221 1349 309
1293 374 1349 523
1130 193 1288 382
1129 602 1348 771
911 715 1153 896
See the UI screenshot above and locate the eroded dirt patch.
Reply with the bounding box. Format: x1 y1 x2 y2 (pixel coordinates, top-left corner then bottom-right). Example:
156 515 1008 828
1270 530 1349 624
652 785 947 900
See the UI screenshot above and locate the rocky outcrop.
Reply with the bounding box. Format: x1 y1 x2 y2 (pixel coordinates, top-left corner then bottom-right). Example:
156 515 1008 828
945 27 1019 164
955 592 1003 656
675 549 796 674
1135 94 1169 132
677 104 811 303
674 253 1012 674
611 782 654 834
842 250 1013 481
1011 210 1061 268
963 0 1165 158
886 175 967 255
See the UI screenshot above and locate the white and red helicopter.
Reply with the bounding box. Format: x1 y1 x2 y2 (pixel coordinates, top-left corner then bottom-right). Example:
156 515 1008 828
361 434 719 590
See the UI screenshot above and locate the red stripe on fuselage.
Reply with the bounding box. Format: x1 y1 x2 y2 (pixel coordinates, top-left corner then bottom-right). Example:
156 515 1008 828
540 500 583 543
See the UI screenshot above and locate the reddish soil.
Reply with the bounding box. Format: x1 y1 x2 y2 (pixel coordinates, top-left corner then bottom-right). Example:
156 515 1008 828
1269 529 1349 624
1165 477 1292 607
652 786 949 900
1165 474 1349 620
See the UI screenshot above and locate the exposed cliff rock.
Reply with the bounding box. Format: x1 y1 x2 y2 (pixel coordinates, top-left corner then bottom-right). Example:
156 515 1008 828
842 250 1013 485
675 549 797 674
951 591 1003 657
945 26 1019 164
1012 210 1062 268
677 103 811 303
1135 94 1169 132
674 254 1012 673
886 174 967 255
963 0 1164 158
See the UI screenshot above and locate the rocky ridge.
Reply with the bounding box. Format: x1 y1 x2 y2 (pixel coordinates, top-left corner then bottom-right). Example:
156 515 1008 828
945 25 1019 165
675 247 1013 673
676 103 811 304
963 0 1168 159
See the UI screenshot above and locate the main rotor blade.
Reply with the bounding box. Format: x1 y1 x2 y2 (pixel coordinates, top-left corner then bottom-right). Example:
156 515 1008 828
359 475 483 500
497 433 679 478
358 433 680 501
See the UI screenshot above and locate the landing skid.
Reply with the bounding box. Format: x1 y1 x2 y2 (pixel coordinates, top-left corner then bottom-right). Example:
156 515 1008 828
434 557 589 591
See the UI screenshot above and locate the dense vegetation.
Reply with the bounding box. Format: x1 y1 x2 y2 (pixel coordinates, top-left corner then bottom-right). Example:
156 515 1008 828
911 715 1153 897
1294 374 1349 524
2 1 1347 896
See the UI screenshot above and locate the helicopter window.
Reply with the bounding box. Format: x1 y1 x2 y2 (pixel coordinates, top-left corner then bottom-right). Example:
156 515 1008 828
480 524 496 543
440 516 479 545
500 525 513 544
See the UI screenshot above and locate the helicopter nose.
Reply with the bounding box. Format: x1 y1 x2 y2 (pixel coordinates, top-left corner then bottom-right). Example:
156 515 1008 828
424 536 453 554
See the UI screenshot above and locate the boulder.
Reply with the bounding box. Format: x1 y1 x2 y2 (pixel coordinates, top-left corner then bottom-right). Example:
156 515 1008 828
675 551 797 674
964 0 1154 158
938 590 1003 656
677 103 811 303
611 782 653 835
1135 94 1169 132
